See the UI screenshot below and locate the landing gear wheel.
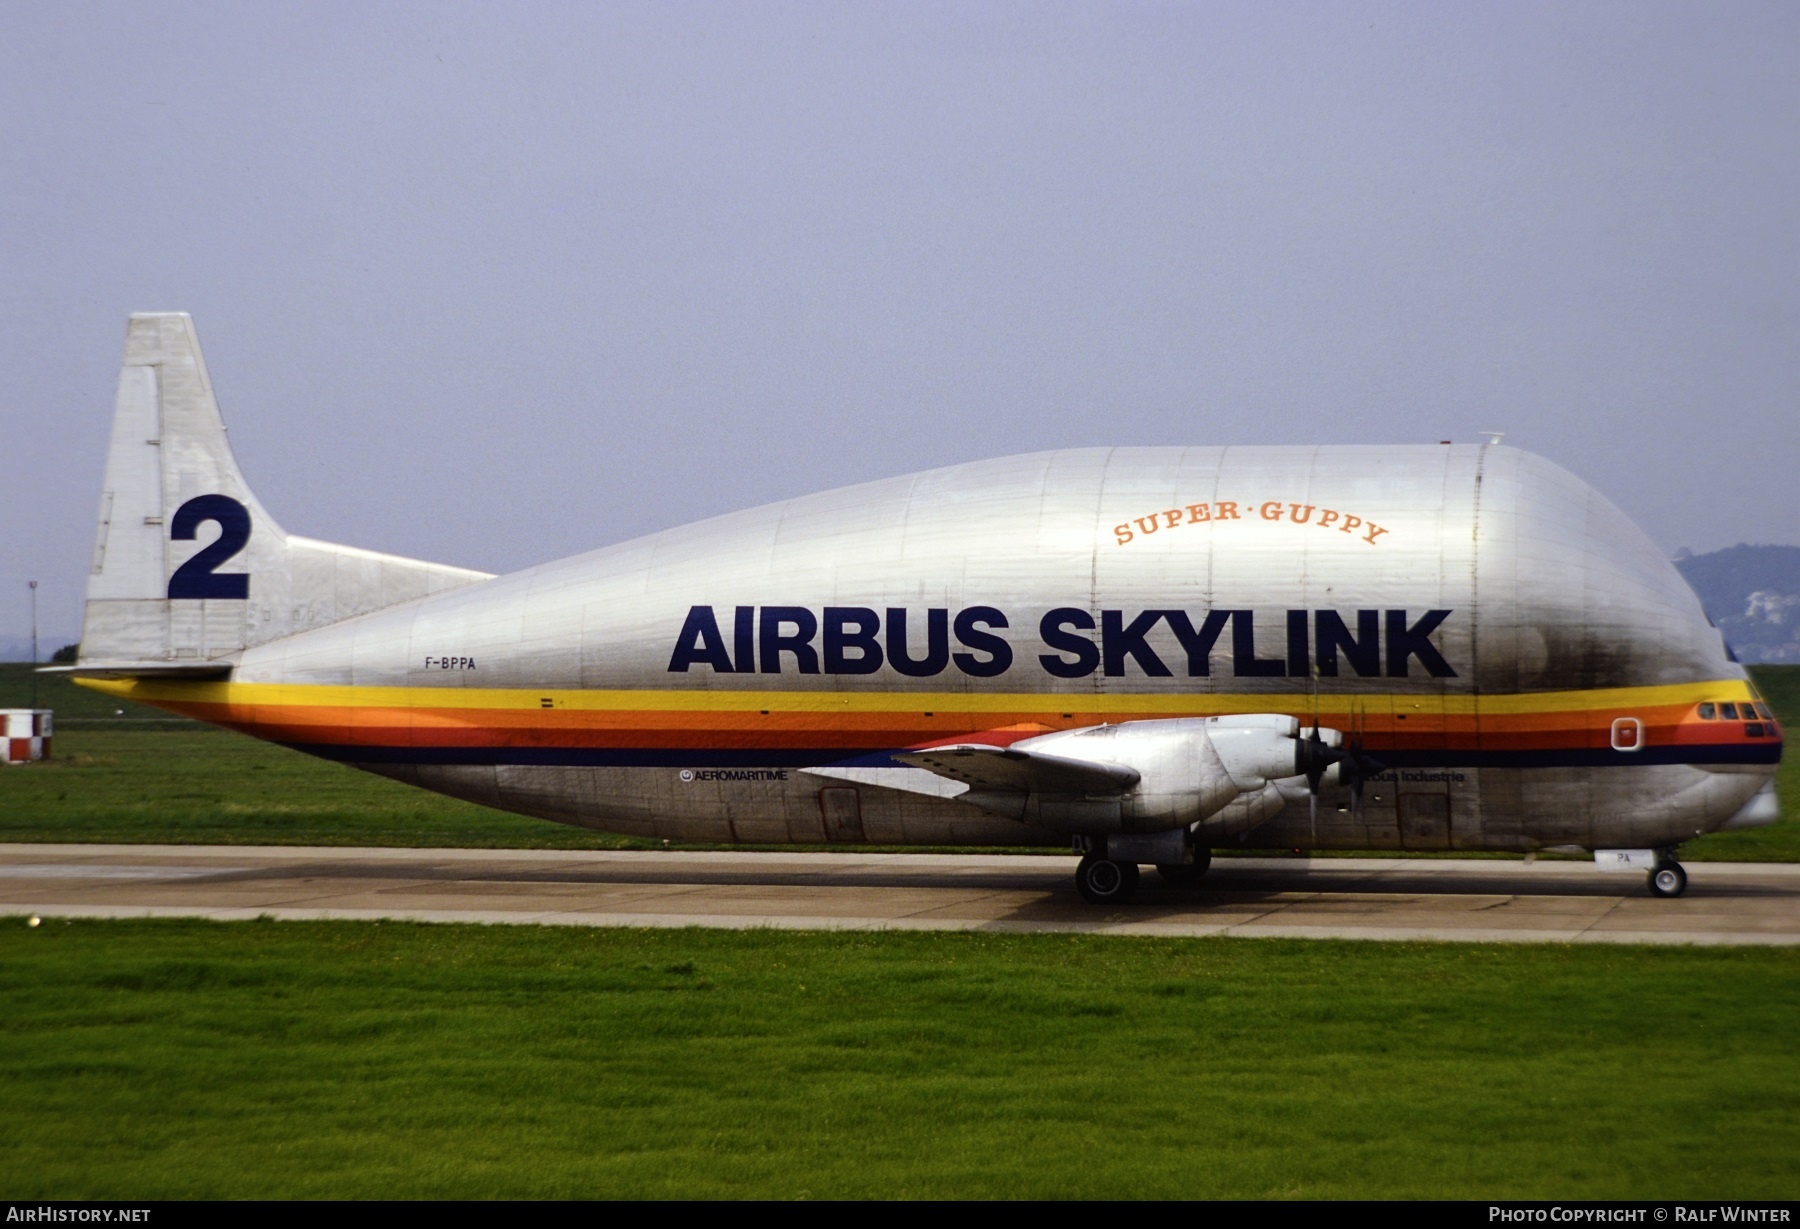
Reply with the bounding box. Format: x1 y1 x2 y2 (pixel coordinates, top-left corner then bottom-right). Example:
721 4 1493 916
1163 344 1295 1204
1648 861 1688 899
1076 856 1140 905
1155 849 1212 887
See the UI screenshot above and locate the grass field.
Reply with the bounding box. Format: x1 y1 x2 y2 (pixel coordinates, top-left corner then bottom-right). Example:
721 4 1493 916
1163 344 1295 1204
1 663 1794 858
3 670 1793 1200
1 920 1793 1199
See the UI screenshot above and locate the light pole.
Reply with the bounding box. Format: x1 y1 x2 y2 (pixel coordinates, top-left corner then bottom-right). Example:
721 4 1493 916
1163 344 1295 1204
28 580 38 710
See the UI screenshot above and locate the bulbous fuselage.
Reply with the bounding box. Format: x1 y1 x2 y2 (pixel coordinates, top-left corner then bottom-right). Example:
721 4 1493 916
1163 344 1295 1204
191 444 1775 852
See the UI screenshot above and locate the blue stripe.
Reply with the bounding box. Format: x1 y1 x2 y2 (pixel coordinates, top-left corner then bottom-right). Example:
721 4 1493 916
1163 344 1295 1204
1378 745 1783 768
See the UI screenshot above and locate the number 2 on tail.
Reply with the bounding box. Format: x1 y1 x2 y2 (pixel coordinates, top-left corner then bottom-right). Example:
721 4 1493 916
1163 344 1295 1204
167 495 251 599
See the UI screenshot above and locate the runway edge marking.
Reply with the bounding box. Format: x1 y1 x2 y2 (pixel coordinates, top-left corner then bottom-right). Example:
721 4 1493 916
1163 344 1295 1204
3 903 1796 946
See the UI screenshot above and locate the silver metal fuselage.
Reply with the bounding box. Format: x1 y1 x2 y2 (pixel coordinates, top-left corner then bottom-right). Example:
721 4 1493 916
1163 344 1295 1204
151 444 1773 853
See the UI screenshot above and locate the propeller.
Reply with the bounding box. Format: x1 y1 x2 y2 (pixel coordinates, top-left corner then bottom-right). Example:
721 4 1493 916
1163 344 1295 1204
1292 703 1386 824
1303 669 1325 825
1343 701 1385 816
1295 717 1335 826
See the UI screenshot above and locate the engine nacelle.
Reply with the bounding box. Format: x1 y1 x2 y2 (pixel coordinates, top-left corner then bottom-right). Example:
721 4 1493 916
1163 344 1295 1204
1004 715 1336 835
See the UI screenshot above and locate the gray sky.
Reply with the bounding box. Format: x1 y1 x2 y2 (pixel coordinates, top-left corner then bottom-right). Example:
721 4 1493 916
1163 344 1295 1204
4 1 1796 650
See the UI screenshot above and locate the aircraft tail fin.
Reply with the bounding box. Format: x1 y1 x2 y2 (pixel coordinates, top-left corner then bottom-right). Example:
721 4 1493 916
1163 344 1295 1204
78 313 493 668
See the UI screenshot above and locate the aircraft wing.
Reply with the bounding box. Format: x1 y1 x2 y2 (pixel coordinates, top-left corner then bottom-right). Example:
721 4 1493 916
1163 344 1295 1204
799 764 971 799
892 744 1140 796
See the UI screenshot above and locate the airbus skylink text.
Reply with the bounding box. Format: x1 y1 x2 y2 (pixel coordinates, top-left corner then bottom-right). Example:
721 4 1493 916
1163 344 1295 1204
668 606 1457 679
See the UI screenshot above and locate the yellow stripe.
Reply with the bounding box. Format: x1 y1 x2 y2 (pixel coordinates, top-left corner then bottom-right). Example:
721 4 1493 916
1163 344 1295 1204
81 676 1756 716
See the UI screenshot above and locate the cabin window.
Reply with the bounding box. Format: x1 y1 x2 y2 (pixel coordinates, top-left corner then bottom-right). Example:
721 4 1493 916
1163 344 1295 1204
1721 702 1739 720
1698 703 1716 720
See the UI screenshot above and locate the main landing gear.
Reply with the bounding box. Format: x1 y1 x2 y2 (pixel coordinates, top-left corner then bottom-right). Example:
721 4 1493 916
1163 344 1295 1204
1648 853 1688 899
1074 849 1212 904
1155 848 1213 887
1075 855 1140 904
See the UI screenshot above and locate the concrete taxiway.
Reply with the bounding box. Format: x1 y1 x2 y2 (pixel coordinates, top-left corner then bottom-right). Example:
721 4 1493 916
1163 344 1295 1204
2 844 1798 944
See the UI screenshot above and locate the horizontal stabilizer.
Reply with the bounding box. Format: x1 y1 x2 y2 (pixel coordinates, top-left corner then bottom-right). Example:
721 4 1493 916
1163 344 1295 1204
894 744 1141 796
40 661 234 680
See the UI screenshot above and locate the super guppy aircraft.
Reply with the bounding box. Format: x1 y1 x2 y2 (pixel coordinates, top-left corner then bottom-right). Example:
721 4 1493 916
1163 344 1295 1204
61 314 1782 902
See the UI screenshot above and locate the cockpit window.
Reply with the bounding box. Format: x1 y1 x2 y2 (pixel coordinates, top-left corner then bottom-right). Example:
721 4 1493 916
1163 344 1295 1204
1698 703 1716 720
1721 702 1740 720
1756 702 1774 720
